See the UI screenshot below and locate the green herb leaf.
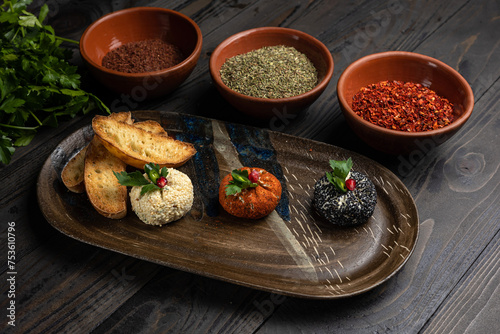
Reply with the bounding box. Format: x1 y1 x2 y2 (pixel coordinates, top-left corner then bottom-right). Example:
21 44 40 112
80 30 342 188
325 158 353 193
113 170 151 187
160 166 169 177
225 184 242 196
18 10 41 28
225 169 258 196
139 184 161 196
38 4 49 23
114 163 169 196
13 131 35 146
0 135 15 165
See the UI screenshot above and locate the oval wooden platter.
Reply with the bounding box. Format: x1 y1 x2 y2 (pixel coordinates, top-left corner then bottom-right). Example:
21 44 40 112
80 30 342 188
37 111 419 299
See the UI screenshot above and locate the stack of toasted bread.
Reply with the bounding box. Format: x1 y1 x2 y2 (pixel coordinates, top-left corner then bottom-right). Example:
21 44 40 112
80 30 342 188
61 112 196 219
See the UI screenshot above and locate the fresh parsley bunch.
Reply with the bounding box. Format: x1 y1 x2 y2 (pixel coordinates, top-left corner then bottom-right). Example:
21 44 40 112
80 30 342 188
0 0 109 164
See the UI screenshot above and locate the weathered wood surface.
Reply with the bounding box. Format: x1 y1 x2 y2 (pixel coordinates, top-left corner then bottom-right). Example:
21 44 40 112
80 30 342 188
1 0 499 333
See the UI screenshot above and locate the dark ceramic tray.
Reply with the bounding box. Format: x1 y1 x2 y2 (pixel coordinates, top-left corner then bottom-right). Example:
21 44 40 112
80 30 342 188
37 111 419 299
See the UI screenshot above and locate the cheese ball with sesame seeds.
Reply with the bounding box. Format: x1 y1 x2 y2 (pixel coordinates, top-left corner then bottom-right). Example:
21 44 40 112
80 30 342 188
130 168 193 226
313 171 377 227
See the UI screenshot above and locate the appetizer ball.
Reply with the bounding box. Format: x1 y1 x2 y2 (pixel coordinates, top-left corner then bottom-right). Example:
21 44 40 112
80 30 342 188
313 171 377 227
219 167 282 219
130 168 193 225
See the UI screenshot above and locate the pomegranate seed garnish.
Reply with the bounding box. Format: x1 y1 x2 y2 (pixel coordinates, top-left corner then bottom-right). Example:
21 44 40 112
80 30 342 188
156 176 168 188
249 169 260 183
346 178 356 191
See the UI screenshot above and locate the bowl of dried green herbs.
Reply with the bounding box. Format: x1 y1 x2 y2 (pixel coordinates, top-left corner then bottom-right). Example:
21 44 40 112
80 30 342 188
209 27 334 119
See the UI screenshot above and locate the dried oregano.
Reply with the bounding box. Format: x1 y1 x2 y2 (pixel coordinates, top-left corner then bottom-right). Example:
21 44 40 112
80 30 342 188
219 45 318 99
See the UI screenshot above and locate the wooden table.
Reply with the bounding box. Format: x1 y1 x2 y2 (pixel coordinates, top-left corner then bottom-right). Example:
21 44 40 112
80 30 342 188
1 0 499 333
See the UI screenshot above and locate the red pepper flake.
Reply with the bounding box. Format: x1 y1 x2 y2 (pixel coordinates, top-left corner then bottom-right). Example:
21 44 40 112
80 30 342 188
352 80 454 132
102 39 184 73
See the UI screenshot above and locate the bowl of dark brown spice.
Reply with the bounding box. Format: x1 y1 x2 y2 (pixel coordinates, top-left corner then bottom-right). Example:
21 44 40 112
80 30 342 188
337 51 474 155
80 7 202 99
209 27 334 119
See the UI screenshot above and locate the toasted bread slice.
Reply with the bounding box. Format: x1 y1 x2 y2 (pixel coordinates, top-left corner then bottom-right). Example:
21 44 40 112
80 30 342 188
84 136 127 219
92 115 196 169
61 145 88 193
61 112 133 193
110 111 134 124
133 120 168 137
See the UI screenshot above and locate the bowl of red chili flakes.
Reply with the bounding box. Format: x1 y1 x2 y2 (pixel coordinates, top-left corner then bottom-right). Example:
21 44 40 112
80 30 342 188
337 51 474 155
80 7 202 99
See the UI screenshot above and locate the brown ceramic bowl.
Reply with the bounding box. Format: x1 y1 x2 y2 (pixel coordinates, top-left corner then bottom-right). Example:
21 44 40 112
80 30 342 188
209 27 334 119
80 7 202 99
337 51 474 155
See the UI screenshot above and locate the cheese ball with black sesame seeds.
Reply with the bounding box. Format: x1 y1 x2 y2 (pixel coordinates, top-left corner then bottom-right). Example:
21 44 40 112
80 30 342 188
313 171 377 227
130 168 193 225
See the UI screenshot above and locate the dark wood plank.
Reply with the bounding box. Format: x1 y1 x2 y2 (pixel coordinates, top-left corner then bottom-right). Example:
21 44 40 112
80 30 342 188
92 269 278 334
421 230 500 334
2 241 161 333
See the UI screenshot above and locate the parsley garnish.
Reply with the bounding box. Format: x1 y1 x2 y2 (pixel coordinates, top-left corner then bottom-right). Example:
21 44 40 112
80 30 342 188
326 158 353 193
0 0 109 164
114 163 169 195
225 169 258 196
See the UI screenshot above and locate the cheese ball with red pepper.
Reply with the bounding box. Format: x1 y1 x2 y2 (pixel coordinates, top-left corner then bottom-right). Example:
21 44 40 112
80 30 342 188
219 167 282 219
